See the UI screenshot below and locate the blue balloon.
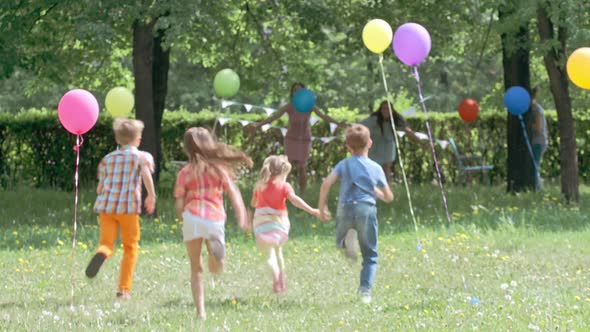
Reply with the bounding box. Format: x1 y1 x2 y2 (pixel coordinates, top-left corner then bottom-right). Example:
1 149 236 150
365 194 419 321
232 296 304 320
292 88 316 113
504 86 530 116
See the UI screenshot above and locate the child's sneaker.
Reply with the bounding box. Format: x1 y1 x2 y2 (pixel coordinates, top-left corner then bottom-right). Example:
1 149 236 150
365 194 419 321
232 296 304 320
116 291 131 300
85 252 106 278
208 237 225 260
343 229 359 262
358 290 371 304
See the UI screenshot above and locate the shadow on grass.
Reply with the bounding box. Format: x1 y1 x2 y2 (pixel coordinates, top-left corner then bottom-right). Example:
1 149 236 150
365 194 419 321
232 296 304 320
159 294 310 311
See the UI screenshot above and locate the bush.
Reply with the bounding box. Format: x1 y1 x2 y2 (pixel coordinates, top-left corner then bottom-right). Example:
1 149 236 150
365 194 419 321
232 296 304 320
0 108 586 190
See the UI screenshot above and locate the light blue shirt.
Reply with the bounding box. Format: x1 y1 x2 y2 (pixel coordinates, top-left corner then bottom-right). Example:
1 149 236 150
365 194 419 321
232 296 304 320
333 155 387 205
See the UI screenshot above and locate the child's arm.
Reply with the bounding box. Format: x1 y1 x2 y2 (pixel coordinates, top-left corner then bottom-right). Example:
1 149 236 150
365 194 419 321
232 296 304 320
375 185 394 202
318 172 338 222
175 197 185 221
141 166 156 214
250 190 257 208
226 177 250 231
287 192 320 218
96 160 105 195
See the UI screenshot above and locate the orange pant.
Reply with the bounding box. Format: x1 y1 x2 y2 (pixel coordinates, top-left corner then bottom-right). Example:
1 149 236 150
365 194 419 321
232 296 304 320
97 213 140 292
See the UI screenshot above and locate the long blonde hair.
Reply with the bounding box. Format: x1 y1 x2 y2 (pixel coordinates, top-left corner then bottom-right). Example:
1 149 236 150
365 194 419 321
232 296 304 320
183 127 253 180
255 155 292 191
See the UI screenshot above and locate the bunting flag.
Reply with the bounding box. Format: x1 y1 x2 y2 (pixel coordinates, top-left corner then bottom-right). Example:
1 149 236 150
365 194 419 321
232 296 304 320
437 139 450 149
329 123 338 134
221 100 237 108
212 116 449 148
263 107 276 116
310 116 321 126
415 132 429 140
218 117 231 126
420 95 433 103
402 107 417 118
244 104 253 112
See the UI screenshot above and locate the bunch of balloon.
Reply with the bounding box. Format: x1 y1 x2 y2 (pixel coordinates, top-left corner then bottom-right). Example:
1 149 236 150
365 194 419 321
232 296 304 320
362 18 422 257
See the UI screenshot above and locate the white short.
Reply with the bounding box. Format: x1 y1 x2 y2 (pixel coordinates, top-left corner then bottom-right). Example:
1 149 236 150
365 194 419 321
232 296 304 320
182 211 225 243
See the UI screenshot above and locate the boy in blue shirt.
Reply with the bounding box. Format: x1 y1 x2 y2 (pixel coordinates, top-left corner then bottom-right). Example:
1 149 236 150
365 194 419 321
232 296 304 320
318 124 393 304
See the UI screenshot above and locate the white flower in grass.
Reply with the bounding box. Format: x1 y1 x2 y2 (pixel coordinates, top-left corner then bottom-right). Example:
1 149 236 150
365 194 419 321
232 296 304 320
505 294 512 301
114 302 120 309
501 283 509 290
42 310 52 316
491 250 499 258
510 280 518 287
527 323 540 331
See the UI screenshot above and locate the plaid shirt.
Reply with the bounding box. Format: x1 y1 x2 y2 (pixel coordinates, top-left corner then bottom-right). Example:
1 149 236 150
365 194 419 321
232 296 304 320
94 146 153 214
174 166 228 222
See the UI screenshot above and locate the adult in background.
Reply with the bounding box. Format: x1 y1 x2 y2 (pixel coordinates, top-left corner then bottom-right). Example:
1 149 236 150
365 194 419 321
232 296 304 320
249 82 346 195
360 100 427 183
530 86 548 190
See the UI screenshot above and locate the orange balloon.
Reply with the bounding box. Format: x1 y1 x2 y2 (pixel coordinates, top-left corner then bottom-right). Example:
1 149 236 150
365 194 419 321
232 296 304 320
458 99 479 123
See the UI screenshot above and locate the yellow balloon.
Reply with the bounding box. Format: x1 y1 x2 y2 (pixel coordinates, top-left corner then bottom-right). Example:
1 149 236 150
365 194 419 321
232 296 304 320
105 87 134 117
362 19 393 54
567 47 590 90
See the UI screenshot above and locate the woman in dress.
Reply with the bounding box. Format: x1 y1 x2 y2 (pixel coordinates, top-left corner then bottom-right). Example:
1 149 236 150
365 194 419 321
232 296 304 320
250 82 346 195
361 100 427 183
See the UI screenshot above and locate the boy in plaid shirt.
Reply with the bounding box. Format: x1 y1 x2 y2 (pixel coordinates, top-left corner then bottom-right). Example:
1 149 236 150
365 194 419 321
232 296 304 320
85 118 156 300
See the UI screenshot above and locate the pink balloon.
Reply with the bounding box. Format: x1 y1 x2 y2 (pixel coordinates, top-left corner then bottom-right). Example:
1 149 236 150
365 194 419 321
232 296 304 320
58 89 99 135
393 23 431 66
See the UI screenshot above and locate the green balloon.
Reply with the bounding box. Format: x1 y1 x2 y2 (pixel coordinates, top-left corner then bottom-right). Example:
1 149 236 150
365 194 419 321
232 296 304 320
213 69 240 97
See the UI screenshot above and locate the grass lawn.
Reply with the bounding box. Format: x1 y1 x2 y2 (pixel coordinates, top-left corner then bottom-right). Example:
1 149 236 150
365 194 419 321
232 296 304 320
1 182 589 331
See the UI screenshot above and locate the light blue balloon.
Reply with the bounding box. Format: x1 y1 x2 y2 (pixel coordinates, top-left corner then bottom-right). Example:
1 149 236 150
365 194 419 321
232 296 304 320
504 86 530 116
292 88 316 113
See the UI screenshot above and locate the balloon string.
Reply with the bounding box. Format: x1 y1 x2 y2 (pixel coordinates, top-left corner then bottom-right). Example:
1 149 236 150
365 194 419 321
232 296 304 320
517 115 539 176
378 55 420 239
411 67 452 224
412 66 472 295
70 135 83 316
212 99 223 135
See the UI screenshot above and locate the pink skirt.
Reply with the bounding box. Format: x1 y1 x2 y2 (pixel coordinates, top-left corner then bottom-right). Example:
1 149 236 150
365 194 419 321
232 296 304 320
284 137 312 163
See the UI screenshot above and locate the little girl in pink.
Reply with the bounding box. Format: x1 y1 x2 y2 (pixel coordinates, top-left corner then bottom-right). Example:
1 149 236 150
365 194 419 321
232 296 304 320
250 155 320 293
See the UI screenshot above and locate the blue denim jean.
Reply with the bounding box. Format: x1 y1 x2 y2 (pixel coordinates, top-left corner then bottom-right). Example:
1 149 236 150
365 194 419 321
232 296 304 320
335 202 378 293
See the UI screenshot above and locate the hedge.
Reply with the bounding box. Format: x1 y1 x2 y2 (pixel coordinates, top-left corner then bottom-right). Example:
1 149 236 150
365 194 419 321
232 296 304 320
0 108 587 191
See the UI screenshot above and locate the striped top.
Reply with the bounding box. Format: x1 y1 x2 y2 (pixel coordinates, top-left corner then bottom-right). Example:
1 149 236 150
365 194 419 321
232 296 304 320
94 146 154 214
174 166 229 222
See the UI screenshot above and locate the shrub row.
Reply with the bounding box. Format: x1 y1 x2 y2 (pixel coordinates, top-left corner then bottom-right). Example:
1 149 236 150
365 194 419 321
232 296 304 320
0 108 587 190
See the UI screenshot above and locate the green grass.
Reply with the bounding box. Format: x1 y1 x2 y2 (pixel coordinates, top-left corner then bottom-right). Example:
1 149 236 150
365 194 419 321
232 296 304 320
1 182 590 331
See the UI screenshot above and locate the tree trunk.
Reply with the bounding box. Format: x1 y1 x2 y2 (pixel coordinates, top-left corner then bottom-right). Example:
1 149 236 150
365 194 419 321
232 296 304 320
536 4 579 202
133 19 158 173
499 7 535 192
152 25 170 184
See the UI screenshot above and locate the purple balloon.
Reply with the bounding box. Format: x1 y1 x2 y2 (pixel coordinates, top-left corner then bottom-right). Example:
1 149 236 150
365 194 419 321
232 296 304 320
393 23 431 66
